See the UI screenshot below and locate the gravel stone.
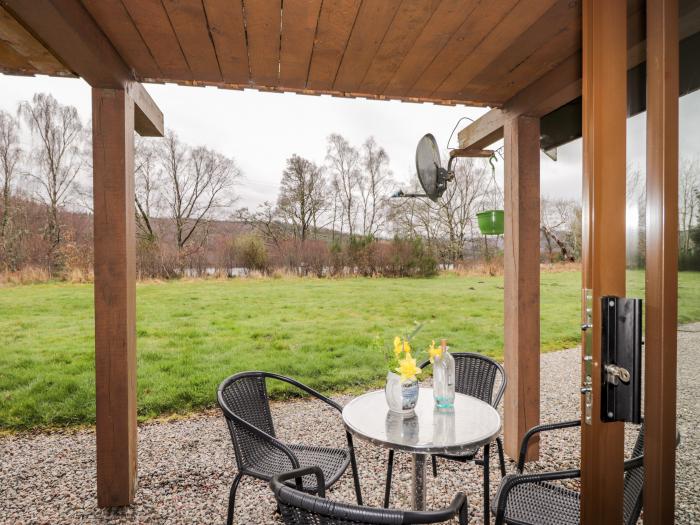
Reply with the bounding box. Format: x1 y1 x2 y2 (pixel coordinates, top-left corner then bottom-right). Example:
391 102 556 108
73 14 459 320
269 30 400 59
2 324 698 524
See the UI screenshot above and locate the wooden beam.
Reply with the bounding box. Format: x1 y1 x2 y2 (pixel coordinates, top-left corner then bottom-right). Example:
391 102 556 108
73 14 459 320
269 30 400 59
126 82 164 137
503 115 541 461
1 0 164 137
92 88 137 507
644 0 679 522
580 1 627 523
458 53 581 149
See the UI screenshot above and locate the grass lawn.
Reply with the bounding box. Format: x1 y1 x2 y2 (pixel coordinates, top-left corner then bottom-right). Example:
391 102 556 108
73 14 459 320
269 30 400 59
1 270 699 430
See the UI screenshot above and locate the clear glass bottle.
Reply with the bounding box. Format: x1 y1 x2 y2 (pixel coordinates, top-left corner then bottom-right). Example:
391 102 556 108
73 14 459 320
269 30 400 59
433 339 455 408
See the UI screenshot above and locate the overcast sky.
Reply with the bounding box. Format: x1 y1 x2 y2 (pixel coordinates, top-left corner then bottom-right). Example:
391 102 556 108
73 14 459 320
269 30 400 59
2 73 699 211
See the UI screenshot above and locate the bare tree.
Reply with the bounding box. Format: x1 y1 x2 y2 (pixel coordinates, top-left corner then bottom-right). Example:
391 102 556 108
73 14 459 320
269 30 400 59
237 201 288 249
18 93 84 273
358 137 392 237
326 133 360 236
0 110 22 270
135 136 161 242
276 154 328 241
541 197 577 262
434 158 488 263
680 158 699 254
159 131 240 255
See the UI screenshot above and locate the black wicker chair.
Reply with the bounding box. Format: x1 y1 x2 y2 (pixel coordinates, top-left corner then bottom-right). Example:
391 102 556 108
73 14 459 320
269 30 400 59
384 353 506 523
271 466 469 524
492 420 651 525
217 372 363 525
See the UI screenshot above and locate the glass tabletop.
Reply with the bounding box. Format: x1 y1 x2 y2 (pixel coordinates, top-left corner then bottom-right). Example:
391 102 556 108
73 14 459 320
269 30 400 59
342 388 501 454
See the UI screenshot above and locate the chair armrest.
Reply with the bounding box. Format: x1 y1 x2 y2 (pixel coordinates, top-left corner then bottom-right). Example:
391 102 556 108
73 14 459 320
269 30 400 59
218 399 301 470
493 470 581 525
271 467 326 497
403 492 469 524
517 420 581 472
263 372 343 412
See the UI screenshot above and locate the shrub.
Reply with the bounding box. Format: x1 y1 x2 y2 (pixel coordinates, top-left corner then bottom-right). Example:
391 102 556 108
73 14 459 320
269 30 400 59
234 235 269 274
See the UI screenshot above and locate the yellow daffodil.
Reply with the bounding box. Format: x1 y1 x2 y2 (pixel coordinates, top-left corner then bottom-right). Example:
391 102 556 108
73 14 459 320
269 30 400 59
393 336 403 357
395 353 421 382
402 339 412 355
428 340 443 363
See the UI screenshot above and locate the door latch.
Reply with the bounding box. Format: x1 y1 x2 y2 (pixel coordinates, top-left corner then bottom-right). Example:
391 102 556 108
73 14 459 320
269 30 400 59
604 364 631 386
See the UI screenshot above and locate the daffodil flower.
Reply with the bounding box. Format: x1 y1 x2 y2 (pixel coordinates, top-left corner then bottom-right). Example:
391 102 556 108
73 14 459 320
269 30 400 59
428 340 443 363
393 336 403 357
395 353 421 382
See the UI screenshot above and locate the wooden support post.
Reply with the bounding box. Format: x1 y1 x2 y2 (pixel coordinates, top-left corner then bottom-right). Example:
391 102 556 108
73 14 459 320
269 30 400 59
645 0 679 522
580 1 627 523
92 88 137 507
503 115 540 461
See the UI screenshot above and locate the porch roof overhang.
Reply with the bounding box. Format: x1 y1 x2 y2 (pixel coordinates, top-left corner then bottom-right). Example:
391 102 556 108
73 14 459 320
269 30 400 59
0 0 593 107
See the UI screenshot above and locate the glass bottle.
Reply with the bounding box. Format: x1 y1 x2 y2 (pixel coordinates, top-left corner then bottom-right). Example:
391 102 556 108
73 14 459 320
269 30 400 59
433 339 455 408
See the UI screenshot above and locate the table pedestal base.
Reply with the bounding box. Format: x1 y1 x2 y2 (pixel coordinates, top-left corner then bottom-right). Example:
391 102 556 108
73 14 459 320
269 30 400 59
412 453 427 511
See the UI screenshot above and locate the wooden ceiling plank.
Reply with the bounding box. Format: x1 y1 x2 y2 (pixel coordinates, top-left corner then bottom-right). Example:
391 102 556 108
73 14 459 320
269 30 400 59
0 6 67 74
359 0 442 94
470 0 581 101
244 0 281 86
121 0 192 81
0 38 37 73
162 0 221 83
307 0 362 90
201 0 248 84
408 0 518 99
383 0 480 97
434 0 560 99
279 0 321 88
81 0 162 79
333 0 402 93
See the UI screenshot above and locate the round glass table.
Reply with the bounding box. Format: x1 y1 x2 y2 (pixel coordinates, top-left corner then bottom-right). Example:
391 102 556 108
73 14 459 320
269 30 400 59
343 388 501 512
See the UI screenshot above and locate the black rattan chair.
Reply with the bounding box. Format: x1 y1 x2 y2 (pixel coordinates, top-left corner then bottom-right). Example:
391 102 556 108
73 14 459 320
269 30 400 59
492 420 650 525
384 353 506 523
271 466 469 524
218 372 363 525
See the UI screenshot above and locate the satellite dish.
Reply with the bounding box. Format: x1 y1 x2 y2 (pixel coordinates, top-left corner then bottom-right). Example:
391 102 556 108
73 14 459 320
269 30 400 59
415 133 447 202
391 132 494 201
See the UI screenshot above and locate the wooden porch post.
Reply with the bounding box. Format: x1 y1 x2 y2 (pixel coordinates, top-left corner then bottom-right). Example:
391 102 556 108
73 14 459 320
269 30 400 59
503 115 541 460
645 0 679 522
580 1 627 523
92 88 137 507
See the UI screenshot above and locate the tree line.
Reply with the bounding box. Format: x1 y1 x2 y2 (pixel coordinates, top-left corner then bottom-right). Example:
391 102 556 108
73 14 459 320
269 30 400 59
1 92 699 282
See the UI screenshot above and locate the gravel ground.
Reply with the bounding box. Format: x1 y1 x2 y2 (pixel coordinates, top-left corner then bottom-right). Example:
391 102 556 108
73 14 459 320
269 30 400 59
1 324 698 524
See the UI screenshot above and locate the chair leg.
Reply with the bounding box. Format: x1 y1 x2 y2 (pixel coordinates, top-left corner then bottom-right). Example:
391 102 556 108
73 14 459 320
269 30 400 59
496 437 506 477
384 449 394 508
346 432 363 505
483 444 490 525
431 455 438 477
227 472 243 525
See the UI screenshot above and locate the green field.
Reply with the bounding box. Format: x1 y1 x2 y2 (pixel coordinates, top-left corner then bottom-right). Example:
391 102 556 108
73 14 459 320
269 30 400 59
1 270 699 430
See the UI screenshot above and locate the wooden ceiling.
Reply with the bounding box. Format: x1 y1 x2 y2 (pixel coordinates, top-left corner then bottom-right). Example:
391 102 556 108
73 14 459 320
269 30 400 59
0 0 583 106
0 0 675 107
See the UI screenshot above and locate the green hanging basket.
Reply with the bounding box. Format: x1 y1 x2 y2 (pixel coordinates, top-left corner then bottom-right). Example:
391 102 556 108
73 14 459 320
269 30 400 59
477 210 505 235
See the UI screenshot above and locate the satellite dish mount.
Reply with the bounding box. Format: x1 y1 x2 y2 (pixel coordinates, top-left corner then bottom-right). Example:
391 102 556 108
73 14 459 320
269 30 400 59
393 133 494 202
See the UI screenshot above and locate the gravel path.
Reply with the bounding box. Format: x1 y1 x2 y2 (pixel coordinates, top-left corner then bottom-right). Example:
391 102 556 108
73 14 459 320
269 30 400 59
1 324 698 524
